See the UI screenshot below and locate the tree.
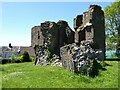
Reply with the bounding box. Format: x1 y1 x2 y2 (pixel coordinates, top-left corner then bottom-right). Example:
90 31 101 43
104 1 120 49
22 51 31 62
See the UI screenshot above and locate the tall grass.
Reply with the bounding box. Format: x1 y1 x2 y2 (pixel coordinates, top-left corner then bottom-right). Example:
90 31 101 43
1 61 118 88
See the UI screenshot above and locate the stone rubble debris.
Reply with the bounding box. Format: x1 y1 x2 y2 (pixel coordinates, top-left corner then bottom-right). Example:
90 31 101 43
60 41 103 75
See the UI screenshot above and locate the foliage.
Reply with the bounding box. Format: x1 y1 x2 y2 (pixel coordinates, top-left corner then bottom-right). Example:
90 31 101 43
22 51 31 62
10 54 16 63
46 49 53 62
1 55 22 64
10 54 24 63
104 1 120 49
0 58 9 64
15 55 23 63
30 56 35 62
116 48 120 58
1 61 118 88
1 52 33 64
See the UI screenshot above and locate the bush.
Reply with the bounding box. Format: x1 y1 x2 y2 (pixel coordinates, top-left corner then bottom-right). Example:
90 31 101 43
15 55 23 63
0 58 10 64
1 52 32 64
22 51 31 62
10 54 23 63
10 54 16 63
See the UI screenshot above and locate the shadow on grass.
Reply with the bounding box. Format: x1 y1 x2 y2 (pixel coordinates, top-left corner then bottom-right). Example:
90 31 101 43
102 61 113 67
104 62 112 66
88 60 114 77
88 60 106 77
97 62 107 71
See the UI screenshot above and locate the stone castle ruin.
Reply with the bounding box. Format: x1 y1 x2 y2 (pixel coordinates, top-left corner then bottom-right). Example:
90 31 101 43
74 5 105 59
31 21 74 56
31 5 105 76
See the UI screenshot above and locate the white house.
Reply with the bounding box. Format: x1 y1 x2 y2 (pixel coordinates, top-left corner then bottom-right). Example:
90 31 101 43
0 46 20 60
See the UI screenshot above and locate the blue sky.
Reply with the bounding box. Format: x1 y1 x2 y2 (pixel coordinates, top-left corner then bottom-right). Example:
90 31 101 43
1 2 112 46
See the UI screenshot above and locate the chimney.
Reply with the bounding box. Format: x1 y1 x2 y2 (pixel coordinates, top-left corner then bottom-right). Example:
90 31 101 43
9 43 13 48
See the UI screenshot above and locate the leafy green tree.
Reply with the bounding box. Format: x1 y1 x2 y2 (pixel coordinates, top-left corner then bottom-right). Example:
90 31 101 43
104 1 120 49
22 51 31 62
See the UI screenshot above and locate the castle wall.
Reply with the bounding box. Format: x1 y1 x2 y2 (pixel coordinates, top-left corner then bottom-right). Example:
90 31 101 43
74 5 105 59
31 21 74 56
31 26 44 47
74 15 83 30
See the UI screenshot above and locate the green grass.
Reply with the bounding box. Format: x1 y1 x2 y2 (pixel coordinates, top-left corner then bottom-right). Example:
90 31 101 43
0 64 2 89
1 61 119 88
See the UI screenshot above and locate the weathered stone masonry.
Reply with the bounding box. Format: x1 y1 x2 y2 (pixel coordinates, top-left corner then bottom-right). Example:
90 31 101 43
31 20 74 56
31 5 105 76
60 5 105 75
74 5 105 60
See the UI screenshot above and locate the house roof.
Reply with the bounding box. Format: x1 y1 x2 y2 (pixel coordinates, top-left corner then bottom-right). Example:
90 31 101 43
0 46 35 56
1 46 20 52
20 46 35 56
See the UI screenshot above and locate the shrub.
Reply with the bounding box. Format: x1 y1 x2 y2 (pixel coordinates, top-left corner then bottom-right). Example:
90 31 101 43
10 54 16 63
1 52 32 64
10 54 23 63
22 51 31 62
15 55 23 63
0 58 9 64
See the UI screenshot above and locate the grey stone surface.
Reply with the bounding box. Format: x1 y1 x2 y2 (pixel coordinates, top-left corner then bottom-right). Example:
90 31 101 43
31 21 74 55
60 44 75 72
34 45 48 66
74 5 105 60
51 54 62 67
31 21 59 55
57 20 74 47
60 41 103 74
74 15 83 30
32 21 74 66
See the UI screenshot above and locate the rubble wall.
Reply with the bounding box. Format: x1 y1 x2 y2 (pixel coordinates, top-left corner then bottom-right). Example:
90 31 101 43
74 5 105 59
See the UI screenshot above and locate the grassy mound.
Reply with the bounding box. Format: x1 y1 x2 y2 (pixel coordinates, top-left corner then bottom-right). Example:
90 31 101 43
1 61 119 88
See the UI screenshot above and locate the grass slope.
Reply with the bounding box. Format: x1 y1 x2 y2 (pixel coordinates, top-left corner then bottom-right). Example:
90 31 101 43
1 61 119 88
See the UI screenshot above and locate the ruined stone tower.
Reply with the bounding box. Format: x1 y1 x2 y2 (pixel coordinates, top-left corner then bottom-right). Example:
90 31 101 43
31 20 74 55
74 5 105 59
31 4 105 71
